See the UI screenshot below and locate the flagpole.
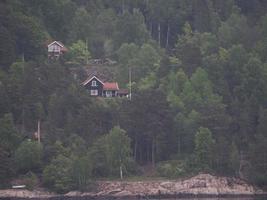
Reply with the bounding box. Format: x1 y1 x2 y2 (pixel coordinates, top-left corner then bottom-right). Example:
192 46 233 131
37 120 40 143
129 67 132 100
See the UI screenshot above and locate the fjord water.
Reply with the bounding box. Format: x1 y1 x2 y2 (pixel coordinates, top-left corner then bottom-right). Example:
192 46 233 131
159 198 266 200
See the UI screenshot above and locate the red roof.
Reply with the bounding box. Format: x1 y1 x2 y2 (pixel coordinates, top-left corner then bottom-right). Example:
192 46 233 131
118 89 129 94
103 82 119 91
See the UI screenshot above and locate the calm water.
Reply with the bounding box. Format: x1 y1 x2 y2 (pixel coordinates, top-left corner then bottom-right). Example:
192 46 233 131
0 198 266 200
154 198 267 200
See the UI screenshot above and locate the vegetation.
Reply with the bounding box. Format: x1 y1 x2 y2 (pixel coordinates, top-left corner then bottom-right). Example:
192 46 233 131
0 0 267 192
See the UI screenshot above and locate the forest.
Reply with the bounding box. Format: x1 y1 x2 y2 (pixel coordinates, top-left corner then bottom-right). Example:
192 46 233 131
0 0 267 193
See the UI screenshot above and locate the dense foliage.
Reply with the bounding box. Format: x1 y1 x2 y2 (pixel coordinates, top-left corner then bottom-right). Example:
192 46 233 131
1 0 267 191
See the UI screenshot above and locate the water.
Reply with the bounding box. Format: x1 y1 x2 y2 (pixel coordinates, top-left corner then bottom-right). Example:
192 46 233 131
1 196 266 200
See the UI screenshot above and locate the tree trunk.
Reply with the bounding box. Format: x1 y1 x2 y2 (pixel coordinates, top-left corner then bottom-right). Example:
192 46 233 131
158 22 161 46
122 0 125 14
151 137 155 167
150 22 153 37
166 21 170 49
147 142 150 163
177 133 181 155
21 56 25 134
134 136 138 161
120 164 123 179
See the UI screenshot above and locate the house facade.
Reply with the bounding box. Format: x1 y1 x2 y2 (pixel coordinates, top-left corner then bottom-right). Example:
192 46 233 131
83 76 104 96
47 41 68 59
82 75 128 98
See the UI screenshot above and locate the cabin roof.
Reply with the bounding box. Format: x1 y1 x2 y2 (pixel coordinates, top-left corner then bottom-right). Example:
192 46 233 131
82 75 104 86
118 89 129 94
47 41 68 51
103 82 119 91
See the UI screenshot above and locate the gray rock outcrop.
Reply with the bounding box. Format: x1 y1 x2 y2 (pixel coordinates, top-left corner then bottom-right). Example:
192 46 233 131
0 173 265 199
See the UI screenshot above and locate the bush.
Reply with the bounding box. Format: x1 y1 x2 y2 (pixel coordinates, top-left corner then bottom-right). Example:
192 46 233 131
43 155 73 193
156 160 186 178
14 140 43 173
71 155 93 191
22 171 38 190
124 157 141 176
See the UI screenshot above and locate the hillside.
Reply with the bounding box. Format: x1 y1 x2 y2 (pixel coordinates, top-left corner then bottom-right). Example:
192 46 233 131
0 0 267 193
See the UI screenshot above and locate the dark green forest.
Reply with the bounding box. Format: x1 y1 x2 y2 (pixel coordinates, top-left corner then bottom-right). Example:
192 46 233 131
1 0 267 193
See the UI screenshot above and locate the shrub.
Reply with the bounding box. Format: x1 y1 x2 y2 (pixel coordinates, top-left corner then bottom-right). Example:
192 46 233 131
14 140 43 173
22 171 38 190
43 155 73 193
156 160 186 178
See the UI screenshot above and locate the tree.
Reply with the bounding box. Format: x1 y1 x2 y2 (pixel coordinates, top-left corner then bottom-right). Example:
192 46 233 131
194 127 215 171
43 154 73 193
67 40 91 65
116 43 139 85
0 113 20 152
12 13 47 60
67 7 92 43
14 140 43 173
175 22 202 75
217 7 255 49
90 136 109 177
105 126 132 179
114 10 149 48
0 146 14 188
71 155 92 191
0 26 16 69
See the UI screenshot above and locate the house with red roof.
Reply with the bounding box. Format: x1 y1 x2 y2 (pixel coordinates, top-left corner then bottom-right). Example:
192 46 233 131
47 41 68 59
82 75 128 98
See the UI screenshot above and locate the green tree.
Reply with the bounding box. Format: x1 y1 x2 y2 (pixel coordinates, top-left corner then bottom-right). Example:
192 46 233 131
114 10 149 48
14 140 43 173
0 146 14 188
67 40 91 65
105 126 132 179
43 154 73 193
194 127 215 171
67 7 92 43
71 155 92 191
217 7 255 49
0 26 16 69
12 13 47 60
0 113 20 152
90 136 109 177
175 22 202 75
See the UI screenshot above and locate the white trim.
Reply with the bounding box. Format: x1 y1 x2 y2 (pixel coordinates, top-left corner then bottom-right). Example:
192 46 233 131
116 82 119 90
82 76 104 86
48 41 64 48
106 90 113 97
92 80 97 86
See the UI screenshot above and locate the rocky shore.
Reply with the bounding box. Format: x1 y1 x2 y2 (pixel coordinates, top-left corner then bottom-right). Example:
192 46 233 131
0 174 266 199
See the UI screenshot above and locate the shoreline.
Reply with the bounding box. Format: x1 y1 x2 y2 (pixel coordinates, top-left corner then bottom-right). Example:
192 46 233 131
1 174 266 199
1 193 267 200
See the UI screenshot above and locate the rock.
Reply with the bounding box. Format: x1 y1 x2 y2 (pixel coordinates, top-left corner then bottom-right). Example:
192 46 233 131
113 190 132 197
0 189 55 198
94 173 261 197
0 173 264 199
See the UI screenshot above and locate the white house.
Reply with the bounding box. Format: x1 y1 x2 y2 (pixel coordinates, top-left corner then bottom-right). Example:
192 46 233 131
47 41 68 59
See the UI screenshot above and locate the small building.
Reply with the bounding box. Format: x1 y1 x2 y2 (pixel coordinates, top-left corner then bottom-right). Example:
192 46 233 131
117 89 129 97
82 75 128 98
47 41 68 59
103 82 119 97
82 75 104 96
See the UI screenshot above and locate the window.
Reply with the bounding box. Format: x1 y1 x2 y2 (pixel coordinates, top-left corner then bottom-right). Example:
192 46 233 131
92 80 97 86
106 91 112 97
90 90 98 96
